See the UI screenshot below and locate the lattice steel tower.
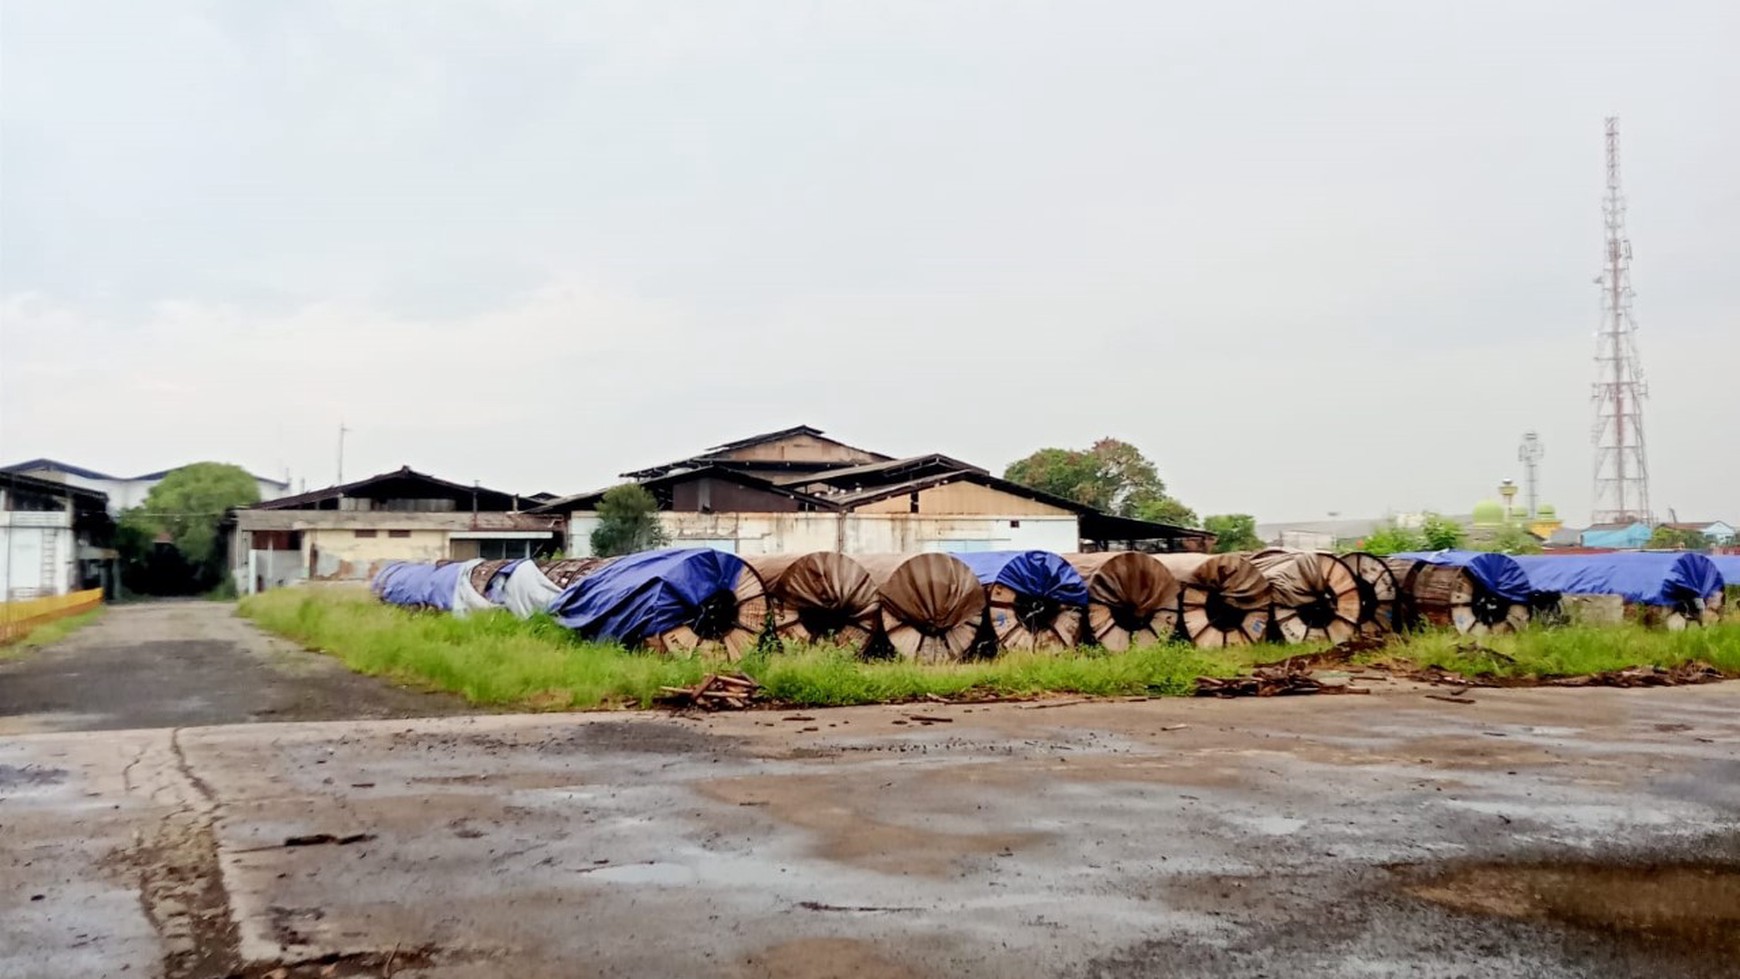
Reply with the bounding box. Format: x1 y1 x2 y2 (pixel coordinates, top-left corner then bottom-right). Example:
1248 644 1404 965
1590 117 1651 524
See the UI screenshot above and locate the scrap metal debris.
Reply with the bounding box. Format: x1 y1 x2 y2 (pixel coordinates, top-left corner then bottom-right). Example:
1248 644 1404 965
655 673 761 710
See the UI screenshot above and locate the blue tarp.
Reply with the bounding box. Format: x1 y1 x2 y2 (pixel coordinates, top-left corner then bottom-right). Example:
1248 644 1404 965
1392 550 1535 603
373 561 466 610
548 547 748 645
1580 523 1653 549
951 550 1090 606
1512 552 1725 607
1710 555 1740 584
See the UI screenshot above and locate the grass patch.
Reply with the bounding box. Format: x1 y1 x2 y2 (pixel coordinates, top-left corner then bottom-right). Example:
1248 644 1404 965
1 608 105 659
239 587 1252 709
239 587 1740 712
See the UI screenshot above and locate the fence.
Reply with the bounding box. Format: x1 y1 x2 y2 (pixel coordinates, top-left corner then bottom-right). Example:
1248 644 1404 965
0 589 103 645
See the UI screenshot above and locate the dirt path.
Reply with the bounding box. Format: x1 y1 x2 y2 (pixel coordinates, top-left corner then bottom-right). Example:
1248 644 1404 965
3 684 1736 978
0 600 468 734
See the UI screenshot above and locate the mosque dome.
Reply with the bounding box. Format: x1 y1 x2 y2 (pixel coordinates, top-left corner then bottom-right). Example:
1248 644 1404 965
1471 499 1505 527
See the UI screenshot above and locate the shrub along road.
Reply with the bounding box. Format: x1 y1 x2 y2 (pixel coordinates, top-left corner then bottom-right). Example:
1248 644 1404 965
0 600 468 734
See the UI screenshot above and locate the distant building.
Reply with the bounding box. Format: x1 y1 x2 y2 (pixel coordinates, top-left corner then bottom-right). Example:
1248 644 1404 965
0 459 289 515
1581 521 1652 550
1 470 116 599
227 466 561 593
1656 521 1736 546
534 426 1212 556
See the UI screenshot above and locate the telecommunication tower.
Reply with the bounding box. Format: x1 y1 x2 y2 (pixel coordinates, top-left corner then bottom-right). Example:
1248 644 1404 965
1589 117 1651 524
1518 432 1544 519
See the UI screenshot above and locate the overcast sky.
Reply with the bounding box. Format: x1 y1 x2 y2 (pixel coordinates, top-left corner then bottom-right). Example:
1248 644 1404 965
2 1 1735 524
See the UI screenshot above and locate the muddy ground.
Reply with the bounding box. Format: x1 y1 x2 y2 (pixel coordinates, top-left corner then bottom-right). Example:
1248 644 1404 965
0 601 468 733
3 647 1736 977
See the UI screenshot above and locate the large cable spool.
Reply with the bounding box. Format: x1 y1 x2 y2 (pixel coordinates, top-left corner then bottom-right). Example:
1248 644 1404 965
1249 549 1362 644
1389 556 1530 635
1063 552 1181 651
1152 553 1272 648
1340 551 1401 635
854 553 986 664
744 552 880 647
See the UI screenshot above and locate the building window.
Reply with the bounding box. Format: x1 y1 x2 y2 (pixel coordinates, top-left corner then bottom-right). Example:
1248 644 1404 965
354 529 378 538
387 529 411 539
1009 520 1021 528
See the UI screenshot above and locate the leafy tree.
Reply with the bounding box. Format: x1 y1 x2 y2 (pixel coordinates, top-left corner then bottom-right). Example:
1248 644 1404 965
1473 524 1543 556
119 462 261 591
1203 514 1262 553
589 484 668 557
1419 513 1467 551
1004 438 1196 525
1360 522 1425 556
1646 525 1708 551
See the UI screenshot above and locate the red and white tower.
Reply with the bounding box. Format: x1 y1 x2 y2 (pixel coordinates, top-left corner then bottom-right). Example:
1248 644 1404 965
1589 117 1651 524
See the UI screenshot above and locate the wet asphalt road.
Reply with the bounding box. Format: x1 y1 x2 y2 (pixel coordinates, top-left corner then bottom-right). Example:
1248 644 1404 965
2 659 1736 978
0 601 466 733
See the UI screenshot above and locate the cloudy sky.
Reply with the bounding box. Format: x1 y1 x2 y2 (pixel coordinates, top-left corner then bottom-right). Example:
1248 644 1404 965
2 1 1735 524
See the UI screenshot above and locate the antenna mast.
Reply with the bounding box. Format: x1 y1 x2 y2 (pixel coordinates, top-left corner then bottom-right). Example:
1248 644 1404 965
1518 432 1544 519
1589 117 1651 525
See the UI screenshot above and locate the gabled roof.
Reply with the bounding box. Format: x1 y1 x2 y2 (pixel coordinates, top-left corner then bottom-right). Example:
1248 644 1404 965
529 465 838 514
779 453 987 491
251 466 522 511
0 458 120 481
620 425 894 479
1 458 290 488
1659 521 1732 532
824 468 1092 514
1078 510 1215 544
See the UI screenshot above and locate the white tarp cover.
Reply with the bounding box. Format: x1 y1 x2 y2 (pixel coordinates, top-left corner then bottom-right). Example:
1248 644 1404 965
449 559 492 618
501 560 563 619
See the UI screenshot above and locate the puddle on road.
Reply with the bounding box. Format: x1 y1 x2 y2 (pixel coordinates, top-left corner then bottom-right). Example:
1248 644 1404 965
1405 858 1740 957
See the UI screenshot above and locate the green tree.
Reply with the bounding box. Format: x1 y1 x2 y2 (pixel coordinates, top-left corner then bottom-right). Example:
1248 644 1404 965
1473 524 1543 556
1202 514 1262 553
589 484 668 557
1004 438 1196 525
1646 525 1708 551
1419 513 1467 551
1360 522 1425 556
119 463 262 589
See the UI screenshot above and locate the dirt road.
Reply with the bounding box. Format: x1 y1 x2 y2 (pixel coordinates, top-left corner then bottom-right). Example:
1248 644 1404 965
3 680 1736 978
0 601 467 734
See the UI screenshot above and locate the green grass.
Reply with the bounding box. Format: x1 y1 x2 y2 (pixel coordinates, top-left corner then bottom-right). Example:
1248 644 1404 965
238 587 1740 711
1 608 105 659
239 587 1253 709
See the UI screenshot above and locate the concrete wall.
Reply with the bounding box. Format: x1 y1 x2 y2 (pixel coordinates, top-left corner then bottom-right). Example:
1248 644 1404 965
0 511 78 600
231 510 560 592
564 512 1079 557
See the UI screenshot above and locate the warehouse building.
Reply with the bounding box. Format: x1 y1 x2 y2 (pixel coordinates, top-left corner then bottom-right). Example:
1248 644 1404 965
227 467 561 594
0 470 116 599
535 426 1209 556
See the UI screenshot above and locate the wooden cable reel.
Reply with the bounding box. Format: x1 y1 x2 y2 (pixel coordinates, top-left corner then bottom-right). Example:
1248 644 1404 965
640 561 769 661
855 553 986 663
1152 553 1272 648
1637 587 1725 631
1250 549 1362 644
744 552 880 647
1064 552 1180 651
982 581 1082 653
466 559 518 601
537 557 618 589
1400 561 1530 636
1339 551 1401 635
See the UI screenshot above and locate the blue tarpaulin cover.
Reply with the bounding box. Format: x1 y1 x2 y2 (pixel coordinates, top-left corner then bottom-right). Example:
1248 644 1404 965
1710 555 1740 584
548 547 748 645
1393 550 1534 603
952 550 1090 606
374 561 466 610
1512 553 1726 606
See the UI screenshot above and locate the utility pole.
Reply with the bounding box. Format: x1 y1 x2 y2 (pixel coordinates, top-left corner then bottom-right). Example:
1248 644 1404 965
1518 432 1544 519
337 420 351 486
1589 117 1651 525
